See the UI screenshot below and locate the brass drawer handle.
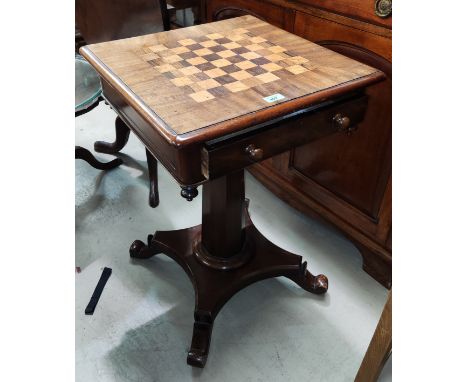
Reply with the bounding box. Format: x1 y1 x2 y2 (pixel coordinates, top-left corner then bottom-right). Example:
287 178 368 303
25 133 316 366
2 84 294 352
375 0 392 18
245 144 264 161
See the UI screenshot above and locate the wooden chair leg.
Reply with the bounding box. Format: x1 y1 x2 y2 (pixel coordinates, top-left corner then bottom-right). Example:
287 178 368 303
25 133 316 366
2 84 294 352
94 116 130 154
146 148 160 208
75 146 122 170
355 289 392 382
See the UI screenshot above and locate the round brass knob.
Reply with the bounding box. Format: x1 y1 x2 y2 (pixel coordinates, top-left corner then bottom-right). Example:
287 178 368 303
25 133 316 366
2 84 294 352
245 144 264 161
375 0 392 18
333 114 351 132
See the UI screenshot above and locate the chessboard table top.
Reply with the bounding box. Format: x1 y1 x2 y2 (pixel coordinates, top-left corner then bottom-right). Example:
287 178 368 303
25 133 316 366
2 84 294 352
80 15 384 146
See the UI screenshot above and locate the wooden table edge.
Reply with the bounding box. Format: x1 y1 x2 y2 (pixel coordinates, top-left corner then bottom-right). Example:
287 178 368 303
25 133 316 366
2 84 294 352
79 46 179 144
175 71 385 146
80 46 385 148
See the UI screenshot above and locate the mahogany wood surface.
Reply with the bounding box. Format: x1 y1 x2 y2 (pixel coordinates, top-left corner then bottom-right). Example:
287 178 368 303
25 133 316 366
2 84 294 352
355 289 392 381
75 0 170 44
80 16 382 367
206 0 392 288
295 0 391 28
202 94 367 179
130 183 328 367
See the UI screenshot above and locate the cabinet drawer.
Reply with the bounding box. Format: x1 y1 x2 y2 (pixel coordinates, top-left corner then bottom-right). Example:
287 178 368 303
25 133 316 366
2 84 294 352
201 94 368 179
295 0 391 29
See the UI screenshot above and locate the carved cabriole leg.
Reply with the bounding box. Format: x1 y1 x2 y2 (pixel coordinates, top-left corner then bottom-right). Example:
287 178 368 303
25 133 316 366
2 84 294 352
75 146 122 170
145 149 160 208
129 170 328 367
94 116 160 208
94 116 130 154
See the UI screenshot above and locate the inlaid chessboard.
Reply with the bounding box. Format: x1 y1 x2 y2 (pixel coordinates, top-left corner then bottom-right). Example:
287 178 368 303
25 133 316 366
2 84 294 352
143 31 311 103
81 16 382 138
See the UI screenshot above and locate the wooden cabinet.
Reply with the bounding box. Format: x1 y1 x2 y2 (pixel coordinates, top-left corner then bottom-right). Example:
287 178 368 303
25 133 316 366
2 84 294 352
205 0 392 288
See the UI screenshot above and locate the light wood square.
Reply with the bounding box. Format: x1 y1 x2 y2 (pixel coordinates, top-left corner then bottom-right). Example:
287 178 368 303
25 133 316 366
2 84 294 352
194 48 213 56
188 82 204 93
180 66 202 75
149 44 167 53
286 65 308 75
218 50 236 58
198 78 221 90
205 68 227 78
172 46 190 54
157 64 175 73
224 42 241 50
212 58 231 68
269 45 287 54
206 33 224 40
189 90 215 103
178 38 197 46
261 62 282 72
229 35 243 42
230 70 252 81
235 60 256 70
251 36 267 43
241 51 261 60
245 44 263 52
165 55 183 63
201 40 218 48
224 81 249 93
289 56 309 65
171 77 193 87
187 56 207 65
256 72 280 83
265 54 284 62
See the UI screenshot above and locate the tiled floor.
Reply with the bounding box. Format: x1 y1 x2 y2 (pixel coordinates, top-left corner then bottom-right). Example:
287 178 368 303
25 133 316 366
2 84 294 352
76 103 391 381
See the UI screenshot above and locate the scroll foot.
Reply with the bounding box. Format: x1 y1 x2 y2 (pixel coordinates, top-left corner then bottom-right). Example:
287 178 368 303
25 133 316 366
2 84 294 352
287 261 328 295
75 146 122 170
187 311 213 368
129 234 159 259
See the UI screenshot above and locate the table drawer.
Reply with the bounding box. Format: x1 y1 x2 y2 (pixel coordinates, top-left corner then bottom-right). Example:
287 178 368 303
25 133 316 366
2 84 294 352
201 94 368 180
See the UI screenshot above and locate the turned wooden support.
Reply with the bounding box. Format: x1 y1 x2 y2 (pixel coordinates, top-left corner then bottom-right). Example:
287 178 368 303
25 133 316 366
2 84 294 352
201 171 245 258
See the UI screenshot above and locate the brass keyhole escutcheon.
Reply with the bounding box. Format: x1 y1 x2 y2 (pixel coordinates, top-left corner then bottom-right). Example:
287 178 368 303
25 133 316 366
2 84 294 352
375 0 392 18
245 144 264 161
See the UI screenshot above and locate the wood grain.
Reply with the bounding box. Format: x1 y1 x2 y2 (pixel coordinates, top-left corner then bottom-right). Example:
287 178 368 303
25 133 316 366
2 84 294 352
355 289 392 382
80 15 383 146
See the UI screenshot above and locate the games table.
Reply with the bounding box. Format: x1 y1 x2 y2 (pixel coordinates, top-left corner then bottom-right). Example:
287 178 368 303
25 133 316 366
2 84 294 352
80 15 384 368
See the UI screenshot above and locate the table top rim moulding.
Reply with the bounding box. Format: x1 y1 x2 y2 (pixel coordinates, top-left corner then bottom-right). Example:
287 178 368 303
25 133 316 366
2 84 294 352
80 15 385 148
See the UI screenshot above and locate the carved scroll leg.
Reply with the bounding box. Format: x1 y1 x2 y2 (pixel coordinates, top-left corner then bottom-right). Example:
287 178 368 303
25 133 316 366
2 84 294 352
94 116 130 154
75 146 122 170
145 149 160 208
129 234 161 259
187 310 214 368
285 261 328 295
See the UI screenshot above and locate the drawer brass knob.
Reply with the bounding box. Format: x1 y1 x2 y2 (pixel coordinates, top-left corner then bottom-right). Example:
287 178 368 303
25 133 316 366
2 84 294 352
245 144 264 161
333 113 351 130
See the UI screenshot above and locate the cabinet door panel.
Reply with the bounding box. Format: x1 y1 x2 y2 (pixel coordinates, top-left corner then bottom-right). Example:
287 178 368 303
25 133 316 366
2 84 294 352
291 12 391 221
